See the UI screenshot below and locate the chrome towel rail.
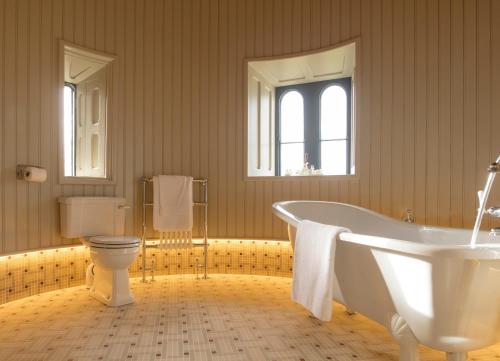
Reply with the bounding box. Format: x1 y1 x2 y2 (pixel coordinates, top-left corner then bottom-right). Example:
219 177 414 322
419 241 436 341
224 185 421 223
140 176 208 281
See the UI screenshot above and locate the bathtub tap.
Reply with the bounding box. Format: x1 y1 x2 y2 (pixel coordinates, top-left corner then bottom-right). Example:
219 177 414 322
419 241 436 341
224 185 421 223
485 159 500 236
488 161 499 173
486 206 500 218
471 156 500 247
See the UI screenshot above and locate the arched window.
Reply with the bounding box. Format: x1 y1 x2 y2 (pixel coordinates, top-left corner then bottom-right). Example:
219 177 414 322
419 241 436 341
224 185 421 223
279 90 304 175
275 78 351 176
320 85 348 175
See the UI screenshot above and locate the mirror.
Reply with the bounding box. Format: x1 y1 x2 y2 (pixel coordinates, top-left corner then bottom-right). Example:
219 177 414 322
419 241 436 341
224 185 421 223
60 42 115 183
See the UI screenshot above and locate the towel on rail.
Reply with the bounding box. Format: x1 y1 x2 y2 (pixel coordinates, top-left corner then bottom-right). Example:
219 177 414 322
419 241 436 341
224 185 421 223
292 220 350 321
153 175 193 249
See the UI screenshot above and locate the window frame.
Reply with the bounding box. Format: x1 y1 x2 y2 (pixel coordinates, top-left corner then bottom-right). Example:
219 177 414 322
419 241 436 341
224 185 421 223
63 82 77 177
275 77 352 176
58 40 116 185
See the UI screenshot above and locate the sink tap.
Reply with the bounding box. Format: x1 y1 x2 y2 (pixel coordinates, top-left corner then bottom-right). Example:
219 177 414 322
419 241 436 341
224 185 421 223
491 227 500 237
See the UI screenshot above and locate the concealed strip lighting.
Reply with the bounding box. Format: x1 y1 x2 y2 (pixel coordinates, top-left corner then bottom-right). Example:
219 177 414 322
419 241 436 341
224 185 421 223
0 245 86 262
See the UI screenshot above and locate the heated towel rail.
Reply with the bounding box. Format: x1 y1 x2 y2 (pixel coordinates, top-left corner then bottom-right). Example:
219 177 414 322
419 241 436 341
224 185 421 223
140 176 208 282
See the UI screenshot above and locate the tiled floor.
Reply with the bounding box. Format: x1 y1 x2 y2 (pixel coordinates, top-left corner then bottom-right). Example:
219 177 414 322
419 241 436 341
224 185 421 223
0 275 498 361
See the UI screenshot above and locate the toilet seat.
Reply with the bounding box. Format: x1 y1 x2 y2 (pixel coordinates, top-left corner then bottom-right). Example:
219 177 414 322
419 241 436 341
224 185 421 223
88 236 140 249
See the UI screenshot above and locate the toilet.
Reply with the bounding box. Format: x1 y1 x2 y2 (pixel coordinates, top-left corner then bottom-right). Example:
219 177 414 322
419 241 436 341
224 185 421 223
59 197 140 306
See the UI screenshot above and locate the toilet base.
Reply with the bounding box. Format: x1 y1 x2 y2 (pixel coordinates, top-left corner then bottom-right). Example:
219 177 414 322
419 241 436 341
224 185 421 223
89 265 135 307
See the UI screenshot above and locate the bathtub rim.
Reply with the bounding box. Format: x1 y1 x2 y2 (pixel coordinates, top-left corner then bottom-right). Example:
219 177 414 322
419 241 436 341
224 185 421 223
273 200 500 260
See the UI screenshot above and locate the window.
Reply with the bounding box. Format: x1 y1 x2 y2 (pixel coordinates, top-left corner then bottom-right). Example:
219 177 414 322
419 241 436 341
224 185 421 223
279 91 304 175
60 41 115 183
63 83 76 176
320 85 349 175
246 41 356 177
275 78 351 176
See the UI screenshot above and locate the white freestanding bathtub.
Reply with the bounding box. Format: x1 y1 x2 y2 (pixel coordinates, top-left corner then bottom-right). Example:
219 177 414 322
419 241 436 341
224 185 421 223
273 201 500 361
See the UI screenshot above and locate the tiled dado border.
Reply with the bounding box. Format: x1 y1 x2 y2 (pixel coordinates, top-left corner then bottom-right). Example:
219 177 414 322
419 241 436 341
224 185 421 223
0 239 293 305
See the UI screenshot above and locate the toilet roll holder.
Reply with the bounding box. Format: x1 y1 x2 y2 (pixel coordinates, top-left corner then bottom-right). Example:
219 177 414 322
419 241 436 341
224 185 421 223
16 164 46 181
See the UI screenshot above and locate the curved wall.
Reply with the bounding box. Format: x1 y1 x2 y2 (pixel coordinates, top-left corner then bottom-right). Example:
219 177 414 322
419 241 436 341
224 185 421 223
0 239 293 305
1 0 499 255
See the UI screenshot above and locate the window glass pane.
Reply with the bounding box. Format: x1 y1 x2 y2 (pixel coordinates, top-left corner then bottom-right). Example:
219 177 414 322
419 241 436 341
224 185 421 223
280 143 304 175
280 90 304 142
63 85 75 176
321 85 347 140
321 140 347 175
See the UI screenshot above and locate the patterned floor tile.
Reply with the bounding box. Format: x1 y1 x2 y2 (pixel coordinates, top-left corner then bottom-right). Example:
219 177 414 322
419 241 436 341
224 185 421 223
0 275 499 361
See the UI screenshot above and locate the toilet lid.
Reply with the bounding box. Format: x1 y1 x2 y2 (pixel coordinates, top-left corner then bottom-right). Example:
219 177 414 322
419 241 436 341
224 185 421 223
88 236 140 247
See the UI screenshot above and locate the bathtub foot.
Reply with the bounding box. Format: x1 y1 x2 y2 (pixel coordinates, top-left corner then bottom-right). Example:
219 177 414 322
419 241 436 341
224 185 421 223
446 352 468 361
389 314 420 361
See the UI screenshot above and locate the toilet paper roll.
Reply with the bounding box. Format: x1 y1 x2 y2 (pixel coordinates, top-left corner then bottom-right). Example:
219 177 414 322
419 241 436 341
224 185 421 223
23 166 47 182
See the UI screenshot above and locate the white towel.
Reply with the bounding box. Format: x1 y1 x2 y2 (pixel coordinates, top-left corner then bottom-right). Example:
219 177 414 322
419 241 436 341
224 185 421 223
153 175 193 248
292 220 349 321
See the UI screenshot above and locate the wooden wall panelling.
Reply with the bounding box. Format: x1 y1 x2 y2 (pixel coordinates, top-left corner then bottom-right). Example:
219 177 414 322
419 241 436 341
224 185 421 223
0 0 499 253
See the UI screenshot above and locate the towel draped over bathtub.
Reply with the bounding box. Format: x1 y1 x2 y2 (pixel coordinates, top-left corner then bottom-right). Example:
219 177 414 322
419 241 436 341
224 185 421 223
153 175 193 249
292 220 350 321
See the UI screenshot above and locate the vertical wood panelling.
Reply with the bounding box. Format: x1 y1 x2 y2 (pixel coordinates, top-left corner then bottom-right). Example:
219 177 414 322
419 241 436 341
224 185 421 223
16 0 29 251
450 0 464 227
491 0 500 230
28 0 41 249
217 0 227 236
0 0 4 253
414 0 427 224
39 0 52 248
51 0 62 244
463 0 477 229
226 0 237 237
4 0 17 252
437 0 451 226
123 0 135 235
426 0 439 226
0 0 499 253
380 0 392 216
370 0 382 212
392 0 404 219
476 0 491 229
403 0 415 221
359 0 371 210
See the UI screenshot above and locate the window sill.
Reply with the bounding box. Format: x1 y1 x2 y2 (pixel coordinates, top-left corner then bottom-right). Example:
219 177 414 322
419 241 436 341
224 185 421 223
59 176 116 186
245 174 359 182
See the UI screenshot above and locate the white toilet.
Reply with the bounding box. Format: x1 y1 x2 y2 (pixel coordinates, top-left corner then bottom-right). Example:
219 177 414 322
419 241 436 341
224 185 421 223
59 197 140 306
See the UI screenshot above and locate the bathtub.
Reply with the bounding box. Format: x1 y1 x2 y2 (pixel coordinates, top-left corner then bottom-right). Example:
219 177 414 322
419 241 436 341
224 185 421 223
273 201 500 361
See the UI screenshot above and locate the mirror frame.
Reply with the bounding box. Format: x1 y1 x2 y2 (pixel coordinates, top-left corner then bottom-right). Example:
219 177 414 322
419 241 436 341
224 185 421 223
58 40 117 185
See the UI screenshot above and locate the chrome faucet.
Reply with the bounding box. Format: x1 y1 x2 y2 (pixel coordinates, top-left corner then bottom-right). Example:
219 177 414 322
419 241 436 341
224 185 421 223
471 156 500 246
485 207 500 218
485 158 500 237
488 162 500 173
